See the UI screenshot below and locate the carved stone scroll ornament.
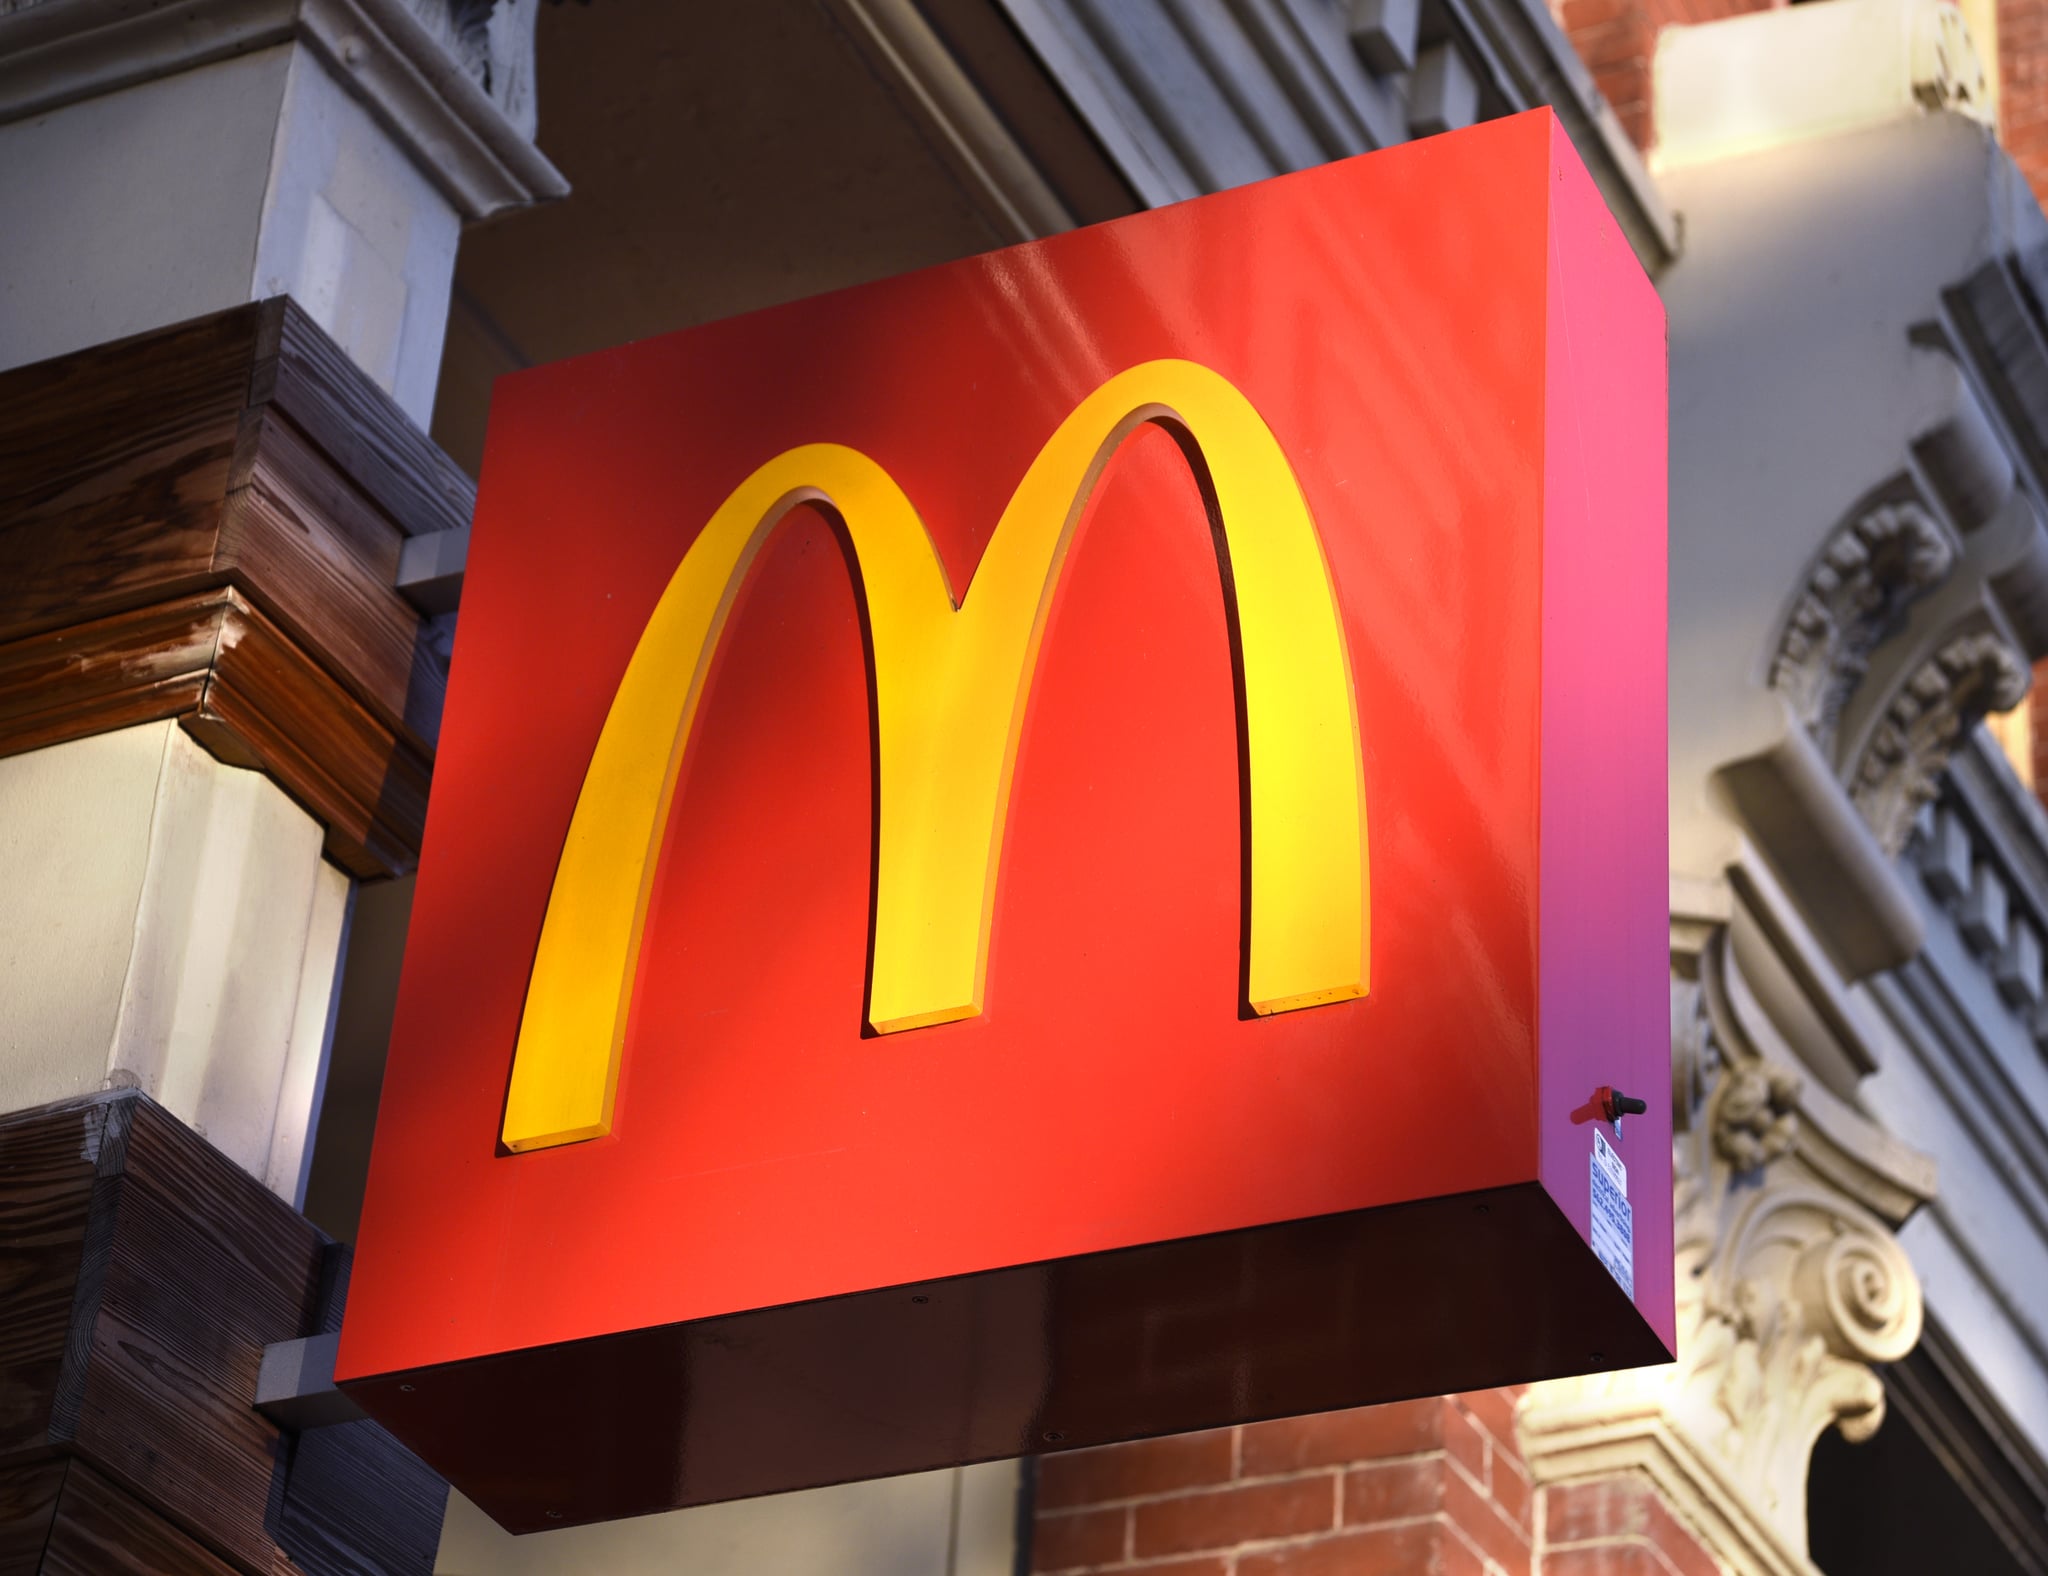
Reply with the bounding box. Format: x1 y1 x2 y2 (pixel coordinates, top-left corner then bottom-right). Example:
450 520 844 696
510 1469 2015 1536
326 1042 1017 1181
1850 631 2029 856
1770 499 1954 756
1667 955 1920 1546
1519 939 1925 1573
1910 0 1992 116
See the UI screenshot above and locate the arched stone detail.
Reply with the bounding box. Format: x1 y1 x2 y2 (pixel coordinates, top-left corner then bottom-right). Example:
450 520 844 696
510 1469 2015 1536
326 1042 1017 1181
1769 494 1954 758
1848 629 2030 855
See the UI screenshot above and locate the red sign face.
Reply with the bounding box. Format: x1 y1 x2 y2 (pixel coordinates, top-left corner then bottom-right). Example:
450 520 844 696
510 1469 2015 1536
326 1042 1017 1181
341 109 1670 1529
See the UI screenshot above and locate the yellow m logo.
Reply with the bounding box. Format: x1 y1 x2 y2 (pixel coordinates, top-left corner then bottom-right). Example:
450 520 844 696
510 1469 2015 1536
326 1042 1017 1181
503 360 1367 1153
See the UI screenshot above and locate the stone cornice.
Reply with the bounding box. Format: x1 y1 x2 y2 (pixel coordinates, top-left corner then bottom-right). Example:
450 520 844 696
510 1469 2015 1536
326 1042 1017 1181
1769 494 1955 759
988 0 1676 269
822 0 1085 243
1849 627 2031 855
0 0 566 219
1442 0 1678 266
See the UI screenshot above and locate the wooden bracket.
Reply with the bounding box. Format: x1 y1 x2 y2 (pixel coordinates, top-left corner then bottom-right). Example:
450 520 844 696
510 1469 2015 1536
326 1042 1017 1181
0 1091 444 1575
0 298 474 878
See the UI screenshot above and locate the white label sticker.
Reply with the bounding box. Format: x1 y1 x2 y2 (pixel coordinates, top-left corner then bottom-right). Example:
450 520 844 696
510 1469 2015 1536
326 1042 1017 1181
1590 1131 1634 1299
1592 1129 1627 1197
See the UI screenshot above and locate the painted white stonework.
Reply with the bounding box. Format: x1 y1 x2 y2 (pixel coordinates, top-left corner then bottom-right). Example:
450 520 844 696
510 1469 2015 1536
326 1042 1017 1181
254 41 463 419
433 1462 1021 1576
0 722 349 1202
0 45 292 379
0 38 454 417
0 0 564 419
1653 0 1990 172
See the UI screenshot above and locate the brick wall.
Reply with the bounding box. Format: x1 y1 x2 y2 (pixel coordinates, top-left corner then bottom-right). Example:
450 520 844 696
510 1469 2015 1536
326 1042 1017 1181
1028 1396 1727 1575
1990 0 2048 791
2005 0 2048 197
1538 1477 1724 1576
1031 1394 1533 1576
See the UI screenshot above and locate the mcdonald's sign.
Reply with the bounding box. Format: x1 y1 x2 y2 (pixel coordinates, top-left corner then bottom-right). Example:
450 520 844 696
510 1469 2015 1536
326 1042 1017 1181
342 109 1672 1530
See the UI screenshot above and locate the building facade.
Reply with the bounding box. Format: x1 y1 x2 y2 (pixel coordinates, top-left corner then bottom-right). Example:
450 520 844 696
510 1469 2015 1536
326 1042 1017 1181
5 0 2048 1573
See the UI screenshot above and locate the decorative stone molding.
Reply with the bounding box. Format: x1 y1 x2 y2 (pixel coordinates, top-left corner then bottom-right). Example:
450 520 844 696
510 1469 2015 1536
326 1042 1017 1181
1913 730 2048 1051
821 0 1089 243
0 0 565 218
1672 950 1922 1542
396 0 537 137
1908 0 1989 116
1710 1058 1801 1172
1655 0 1994 175
1849 630 2031 856
1521 930 1929 1573
989 0 1676 266
1769 497 1954 757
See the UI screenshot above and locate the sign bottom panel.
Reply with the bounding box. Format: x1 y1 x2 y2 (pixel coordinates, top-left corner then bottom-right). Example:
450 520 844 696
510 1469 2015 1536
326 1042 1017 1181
344 1181 1666 1531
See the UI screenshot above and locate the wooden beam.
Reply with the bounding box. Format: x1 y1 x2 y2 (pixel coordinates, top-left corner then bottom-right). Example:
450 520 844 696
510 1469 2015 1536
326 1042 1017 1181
0 1093 444 1575
39 1461 241 1576
0 1459 66 1576
0 299 470 878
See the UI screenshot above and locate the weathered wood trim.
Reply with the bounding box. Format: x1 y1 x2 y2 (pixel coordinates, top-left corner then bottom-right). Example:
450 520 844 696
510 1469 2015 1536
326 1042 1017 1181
251 298 476 543
0 1093 444 1575
196 594 434 880
0 299 468 877
0 594 219 760
0 591 430 879
40 1458 243 1576
0 1458 67 1576
0 1098 100 1464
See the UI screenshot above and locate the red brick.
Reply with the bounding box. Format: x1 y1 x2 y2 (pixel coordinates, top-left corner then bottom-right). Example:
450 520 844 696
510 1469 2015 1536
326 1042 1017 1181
1036 1430 1235 1509
1442 1465 1530 1576
1571 20 1655 70
1032 1506 1125 1571
1133 1476 1336 1558
1439 1520 1492 1576
1492 1451 1532 1531
1589 58 1651 104
1646 0 1770 23
1241 1400 1442 1475
1644 1495 1724 1576
1560 0 1638 31
1442 1401 1487 1486
1342 1458 1444 1526
2016 0 2048 215
1239 1521 1454 1576
1459 1387 1523 1458
1543 1544 1665 1576
1106 1563 1227 1576
1545 1477 1658 1544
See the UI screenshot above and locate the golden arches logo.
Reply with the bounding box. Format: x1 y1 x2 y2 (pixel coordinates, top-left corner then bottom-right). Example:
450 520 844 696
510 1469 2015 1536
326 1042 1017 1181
503 359 1367 1153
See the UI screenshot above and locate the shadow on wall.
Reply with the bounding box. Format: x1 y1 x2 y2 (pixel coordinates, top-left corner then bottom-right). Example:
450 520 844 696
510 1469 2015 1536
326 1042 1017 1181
431 1461 1021 1576
304 873 415 1244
